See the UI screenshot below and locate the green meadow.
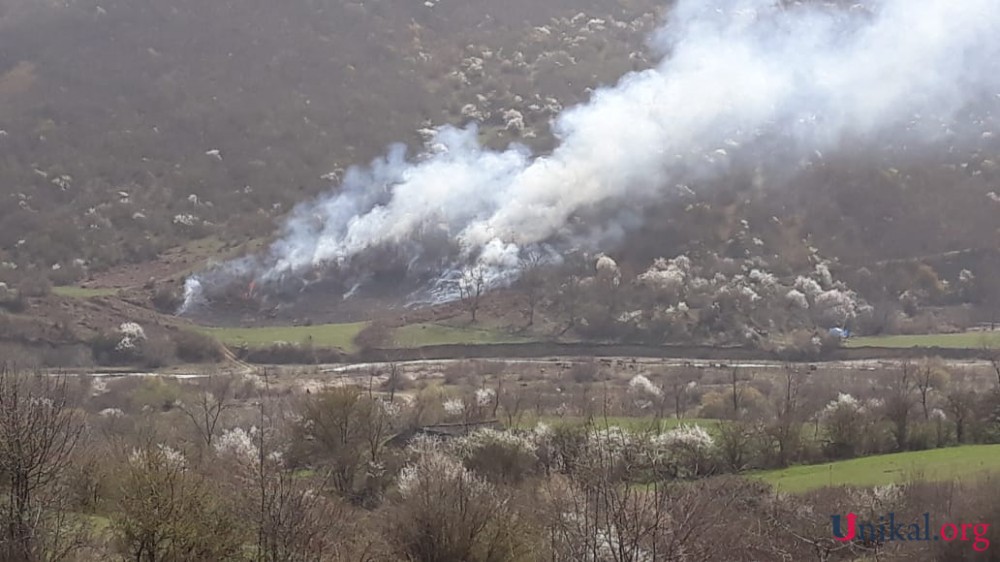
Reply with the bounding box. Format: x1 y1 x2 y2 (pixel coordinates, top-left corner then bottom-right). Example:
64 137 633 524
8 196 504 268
754 445 1000 493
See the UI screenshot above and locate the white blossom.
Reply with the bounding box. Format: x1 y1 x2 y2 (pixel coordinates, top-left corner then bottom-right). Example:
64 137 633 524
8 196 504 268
653 424 714 450
749 268 778 288
815 263 834 288
822 393 862 418
794 276 823 298
443 398 465 416
214 427 257 461
474 388 496 407
502 108 525 132
115 322 147 351
595 255 620 275
637 256 687 292
129 444 186 470
785 289 809 309
172 213 197 226
455 428 536 461
628 374 662 397
814 289 863 326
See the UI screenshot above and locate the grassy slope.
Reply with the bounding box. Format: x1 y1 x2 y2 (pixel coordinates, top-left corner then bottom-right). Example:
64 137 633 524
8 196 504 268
53 286 121 298
201 321 530 352
754 445 1000 493
392 323 530 347
201 323 368 352
846 332 1000 349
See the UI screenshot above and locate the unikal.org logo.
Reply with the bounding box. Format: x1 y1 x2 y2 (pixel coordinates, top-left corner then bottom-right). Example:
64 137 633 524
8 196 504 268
832 512 990 552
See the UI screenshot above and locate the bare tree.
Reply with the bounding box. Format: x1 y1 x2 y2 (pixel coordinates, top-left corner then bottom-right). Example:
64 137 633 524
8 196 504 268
458 266 487 323
716 421 757 472
663 367 701 420
517 250 545 327
497 378 526 427
0 368 84 562
945 383 977 444
767 366 807 467
552 275 585 334
248 372 372 562
729 368 754 418
884 362 917 451
177 375 235 450
914 359 948 421
383 362 401 404
291 387 396 503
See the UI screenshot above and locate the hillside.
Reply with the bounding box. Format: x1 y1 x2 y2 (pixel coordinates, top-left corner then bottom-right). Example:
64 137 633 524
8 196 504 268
1 0 999 365
0 0 663 278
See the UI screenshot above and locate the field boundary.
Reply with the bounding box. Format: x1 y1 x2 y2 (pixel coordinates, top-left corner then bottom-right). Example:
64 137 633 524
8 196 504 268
329 342 993 364
217 336 998 365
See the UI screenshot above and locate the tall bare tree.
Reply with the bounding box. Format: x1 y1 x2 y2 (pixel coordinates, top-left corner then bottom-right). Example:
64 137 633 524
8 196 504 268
0 368 84 562
884 362 917 451
517 250 545 327
458 266 487 323
915 359 949 421
177 375 235 450
767 365 807 467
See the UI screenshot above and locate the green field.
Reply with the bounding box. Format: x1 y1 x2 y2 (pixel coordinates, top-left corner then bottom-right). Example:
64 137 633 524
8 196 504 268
846 331 1000 349
201 322 368 352
392 323 530 347
201 321 529 353
53 286 120 298
755 445 1000 493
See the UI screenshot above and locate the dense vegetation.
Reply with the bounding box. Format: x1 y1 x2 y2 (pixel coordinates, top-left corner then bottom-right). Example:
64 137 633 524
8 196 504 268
2 356 1000 560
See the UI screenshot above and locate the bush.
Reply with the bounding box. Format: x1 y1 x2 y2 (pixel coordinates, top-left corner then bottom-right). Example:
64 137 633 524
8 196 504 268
457 429 538 484
113 446 245 561
130 378 183 412
0 291 26 313
568 361 598 383
139 335 176 369
48 264 84 286
151 286 183 313
171 330 224 363
353 321 393 351
90 332 125 365
16 273 51 298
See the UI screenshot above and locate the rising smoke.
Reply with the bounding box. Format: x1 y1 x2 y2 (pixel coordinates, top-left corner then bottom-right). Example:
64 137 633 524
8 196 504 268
181 0 999 313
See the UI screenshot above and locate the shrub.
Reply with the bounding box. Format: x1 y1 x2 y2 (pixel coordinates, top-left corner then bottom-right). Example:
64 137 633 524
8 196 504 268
353 321 393 351
568 361 598 383
151 286 183 313
171 330 224 363
139 335 176 369
16 273 51 298
90 332 124 365
113 446 245 561
456 429 539 484
0 292 26 313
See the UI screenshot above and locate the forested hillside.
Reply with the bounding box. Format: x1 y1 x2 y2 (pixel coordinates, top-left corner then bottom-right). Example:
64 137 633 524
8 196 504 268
0 0 662 277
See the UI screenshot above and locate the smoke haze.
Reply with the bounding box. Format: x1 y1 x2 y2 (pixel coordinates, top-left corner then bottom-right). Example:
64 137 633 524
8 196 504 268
182 0 1000 311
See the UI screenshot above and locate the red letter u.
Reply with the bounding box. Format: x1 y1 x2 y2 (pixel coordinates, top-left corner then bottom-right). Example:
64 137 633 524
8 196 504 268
832 513 857 542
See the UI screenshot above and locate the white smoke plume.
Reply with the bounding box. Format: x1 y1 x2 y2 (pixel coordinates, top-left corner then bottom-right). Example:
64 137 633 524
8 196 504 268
182 0 999 311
